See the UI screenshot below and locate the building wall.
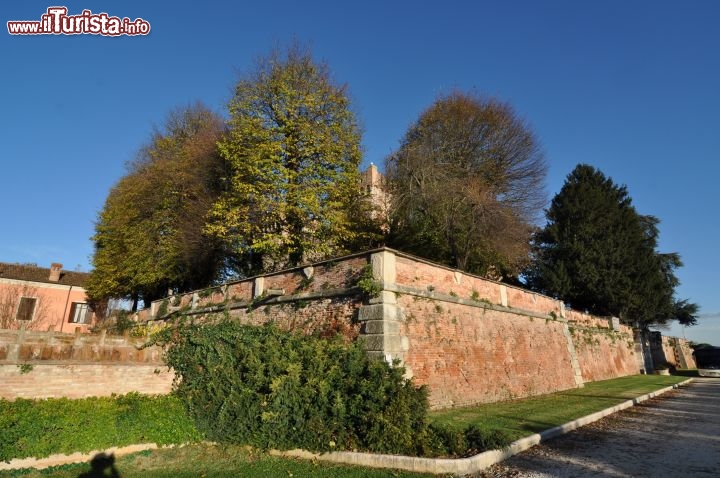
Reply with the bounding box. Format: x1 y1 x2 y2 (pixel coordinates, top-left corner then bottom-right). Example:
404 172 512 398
0 278 95 333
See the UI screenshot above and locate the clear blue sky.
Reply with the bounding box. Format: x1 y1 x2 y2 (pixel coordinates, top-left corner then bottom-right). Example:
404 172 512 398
2 1 718 344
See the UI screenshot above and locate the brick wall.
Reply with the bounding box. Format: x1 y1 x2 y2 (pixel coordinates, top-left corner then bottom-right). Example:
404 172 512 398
0 364 173 400
6 247 674 409
569 324 637 382
147 248 688 409
649 332 696 369
387 251 640 407
399 295 578 407
0 328 171 400
153 254 370 342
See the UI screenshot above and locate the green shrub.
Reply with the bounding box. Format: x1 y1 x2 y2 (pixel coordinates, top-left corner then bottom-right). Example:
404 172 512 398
355 265 382 298
0 394 200 462
114 309 135 333
420 423 512 458
155 320 429 455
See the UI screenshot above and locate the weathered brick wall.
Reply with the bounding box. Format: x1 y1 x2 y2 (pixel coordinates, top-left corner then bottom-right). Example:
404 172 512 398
4 249 690 407
141 248 676 410
0 364 173 400
569 324 637 382
155 254 368 319
227 296 363 340
649 333 696 369
390 251 640 408
398 295 578 408
394 255 562 316
0 329 164 363
0 328 171 400
671 337 696 369
154 254 370 342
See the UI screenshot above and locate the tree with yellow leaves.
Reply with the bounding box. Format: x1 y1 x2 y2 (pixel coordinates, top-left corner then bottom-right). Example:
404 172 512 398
206 46 374 273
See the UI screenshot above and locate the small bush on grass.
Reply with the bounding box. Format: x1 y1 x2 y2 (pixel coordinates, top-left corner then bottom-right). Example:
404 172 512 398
0 393 200 462
420 423 512 458
155 319 430 455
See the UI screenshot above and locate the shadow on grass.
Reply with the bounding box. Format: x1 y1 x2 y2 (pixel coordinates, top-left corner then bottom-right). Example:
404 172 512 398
672 369 699 377
77 453 120 478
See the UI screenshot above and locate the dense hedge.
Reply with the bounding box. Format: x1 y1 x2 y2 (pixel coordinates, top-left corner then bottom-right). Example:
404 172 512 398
0 393 201 462
157 320 430 455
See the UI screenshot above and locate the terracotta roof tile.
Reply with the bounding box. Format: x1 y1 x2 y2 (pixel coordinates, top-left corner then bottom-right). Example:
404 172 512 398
0 262 89 287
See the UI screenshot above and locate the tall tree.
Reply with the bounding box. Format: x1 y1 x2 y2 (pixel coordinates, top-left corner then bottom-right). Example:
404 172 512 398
205 46 372 272
385 91 547 278
86 104 227 309
526 164 698 327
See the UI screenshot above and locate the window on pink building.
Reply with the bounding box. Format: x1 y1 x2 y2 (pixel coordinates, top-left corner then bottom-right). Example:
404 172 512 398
69 302 92 324
16 297 37 321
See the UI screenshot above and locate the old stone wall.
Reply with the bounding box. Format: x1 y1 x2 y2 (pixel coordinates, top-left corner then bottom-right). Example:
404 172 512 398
0 328 172 400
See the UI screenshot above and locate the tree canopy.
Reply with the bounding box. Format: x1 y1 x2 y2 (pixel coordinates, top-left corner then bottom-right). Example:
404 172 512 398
86 104 227 309
385 91 547 278
205 46 375 273
526 164 698 327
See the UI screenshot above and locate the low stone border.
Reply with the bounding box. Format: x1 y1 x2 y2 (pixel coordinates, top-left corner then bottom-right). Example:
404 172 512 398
277 378 694 476
1 378 693 475
0 443 164 471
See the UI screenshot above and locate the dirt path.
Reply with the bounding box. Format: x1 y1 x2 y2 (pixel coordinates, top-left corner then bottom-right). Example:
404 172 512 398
473 378 720 478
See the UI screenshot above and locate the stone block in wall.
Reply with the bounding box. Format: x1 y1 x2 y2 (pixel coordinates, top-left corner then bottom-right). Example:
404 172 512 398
362 319 400 335
357 301 408 365
253 276 265 298
371 250 396 285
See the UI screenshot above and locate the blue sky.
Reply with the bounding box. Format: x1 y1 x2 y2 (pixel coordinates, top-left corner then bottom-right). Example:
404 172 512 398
2 1 718 344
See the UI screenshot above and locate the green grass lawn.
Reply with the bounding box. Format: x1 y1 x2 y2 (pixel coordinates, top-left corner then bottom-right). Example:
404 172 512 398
3 443 440 478
430 374 688 442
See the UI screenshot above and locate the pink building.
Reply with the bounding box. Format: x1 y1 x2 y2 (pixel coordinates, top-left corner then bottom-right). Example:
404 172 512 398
0 262 96 333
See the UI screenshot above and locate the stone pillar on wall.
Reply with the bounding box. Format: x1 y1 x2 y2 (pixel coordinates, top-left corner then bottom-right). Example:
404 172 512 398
633 328 653 374
674 340 696 369
648 331 666 368
357 250 411 377
560 320 585 388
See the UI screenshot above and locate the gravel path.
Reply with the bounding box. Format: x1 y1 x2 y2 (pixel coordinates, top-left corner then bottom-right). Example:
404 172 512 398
472 378 720 478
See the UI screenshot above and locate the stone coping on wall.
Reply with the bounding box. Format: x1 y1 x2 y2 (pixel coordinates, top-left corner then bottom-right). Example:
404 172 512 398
186 249 382 296
152 246 622 328
170 287 360 318
386 282 565 322
0 379 693 474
